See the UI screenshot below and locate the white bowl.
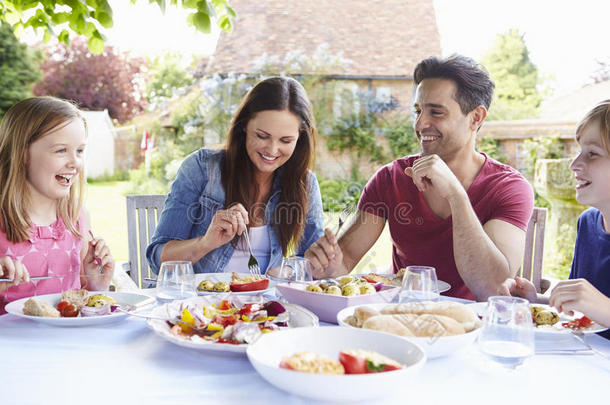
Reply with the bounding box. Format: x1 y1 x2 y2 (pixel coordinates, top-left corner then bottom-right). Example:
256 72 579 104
336 302 481 358
275 282 399 323
247 326 426 402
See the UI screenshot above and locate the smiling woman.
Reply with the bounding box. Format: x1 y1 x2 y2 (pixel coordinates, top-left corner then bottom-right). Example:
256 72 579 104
146 77 325 276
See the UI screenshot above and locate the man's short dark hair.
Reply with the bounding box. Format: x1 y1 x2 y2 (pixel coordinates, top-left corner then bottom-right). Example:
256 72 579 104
413 54 495 115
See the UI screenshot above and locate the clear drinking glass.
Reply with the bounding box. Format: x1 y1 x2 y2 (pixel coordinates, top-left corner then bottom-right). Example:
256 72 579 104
398 265 439 303
155 261 197 303
272 256 314 282
478 296 534 369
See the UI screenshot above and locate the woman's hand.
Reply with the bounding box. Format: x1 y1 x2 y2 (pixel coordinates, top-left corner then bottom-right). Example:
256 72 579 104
0 257 30 293
549 279 610 327
82 236 114 291
202 203 249 252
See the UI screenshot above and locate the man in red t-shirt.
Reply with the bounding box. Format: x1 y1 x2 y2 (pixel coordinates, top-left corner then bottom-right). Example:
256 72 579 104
306 54 534 301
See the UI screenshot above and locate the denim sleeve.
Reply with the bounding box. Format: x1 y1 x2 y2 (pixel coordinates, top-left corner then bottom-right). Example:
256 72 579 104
146 152 206 273
295 171 325 256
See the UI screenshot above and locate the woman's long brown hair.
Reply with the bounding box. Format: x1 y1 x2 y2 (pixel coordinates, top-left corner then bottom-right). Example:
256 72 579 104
223 77 316 255
0 97 87 242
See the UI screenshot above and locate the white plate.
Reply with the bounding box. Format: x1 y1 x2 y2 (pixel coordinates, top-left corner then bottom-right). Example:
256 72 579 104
247 326 426 402
195 273 275 296
146 295 319 355
363 273 451 293
466 302 608 335
5 291 154 327
336 302 481 358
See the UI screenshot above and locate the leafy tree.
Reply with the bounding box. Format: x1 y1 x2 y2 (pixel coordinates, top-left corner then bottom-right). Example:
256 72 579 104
146 52 195 108
481 29 543 120
0 0 236 54
33 36 147 123
0 21 41 117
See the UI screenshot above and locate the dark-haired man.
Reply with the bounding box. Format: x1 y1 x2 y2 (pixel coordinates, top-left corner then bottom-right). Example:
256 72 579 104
306 54 533 301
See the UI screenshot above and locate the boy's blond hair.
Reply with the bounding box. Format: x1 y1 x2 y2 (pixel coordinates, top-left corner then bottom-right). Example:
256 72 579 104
576 99 610 154
0 96 87 243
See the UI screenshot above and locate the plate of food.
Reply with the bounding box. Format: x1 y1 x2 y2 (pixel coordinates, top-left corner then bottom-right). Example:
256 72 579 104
247 326 425 402
146 294 319 355
467 302 608 335
359 272 451 293
275 275 400 323
195 272 275 295
4 290 154 327
337 300 482 358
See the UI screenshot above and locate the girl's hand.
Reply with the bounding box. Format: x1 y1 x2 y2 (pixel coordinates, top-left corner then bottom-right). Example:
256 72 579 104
202 203 249 252
0 257 30 293
549 279 610 327
82 236 114 291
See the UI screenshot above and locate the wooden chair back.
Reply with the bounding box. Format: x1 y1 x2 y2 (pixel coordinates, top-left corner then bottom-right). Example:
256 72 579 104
125 194 167 288
521 207 548 293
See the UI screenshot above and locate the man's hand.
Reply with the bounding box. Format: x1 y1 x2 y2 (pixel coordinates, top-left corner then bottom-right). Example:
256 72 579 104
501 276 538 303
305 228 345 279
404 154 463 200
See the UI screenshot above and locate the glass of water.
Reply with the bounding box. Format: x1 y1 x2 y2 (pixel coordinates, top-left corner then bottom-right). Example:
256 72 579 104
271 256 314 282
398 265 439 303
478 296 534 369
156 261 197 303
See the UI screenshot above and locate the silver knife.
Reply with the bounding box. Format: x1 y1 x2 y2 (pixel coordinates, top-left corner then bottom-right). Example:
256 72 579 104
0 276 55 283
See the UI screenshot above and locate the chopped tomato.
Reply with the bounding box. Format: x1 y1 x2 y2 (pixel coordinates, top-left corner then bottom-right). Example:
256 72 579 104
238 303 262 316
61 303 79 317
56 301 70 313
361 275 378 284
212 314 239 327
216 300 233 311
279 359 294 370
339 350 402 374
230 278 269 292
562 315 593 330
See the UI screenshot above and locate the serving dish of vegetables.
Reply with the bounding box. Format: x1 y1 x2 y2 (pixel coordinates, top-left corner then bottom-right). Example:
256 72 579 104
146 294 318 354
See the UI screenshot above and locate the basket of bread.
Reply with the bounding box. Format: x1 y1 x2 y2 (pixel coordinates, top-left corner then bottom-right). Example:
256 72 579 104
337 300 482 358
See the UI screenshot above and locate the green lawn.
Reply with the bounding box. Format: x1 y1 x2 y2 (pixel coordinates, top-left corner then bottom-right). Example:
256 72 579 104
86 181 394 270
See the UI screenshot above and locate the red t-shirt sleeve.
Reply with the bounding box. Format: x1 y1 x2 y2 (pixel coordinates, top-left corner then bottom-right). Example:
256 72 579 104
488 173 534 231
358 165 391 219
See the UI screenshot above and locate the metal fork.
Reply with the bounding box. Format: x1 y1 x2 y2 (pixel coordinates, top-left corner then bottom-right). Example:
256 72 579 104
571 331 610 361
242 229 261 276
335 203 355 236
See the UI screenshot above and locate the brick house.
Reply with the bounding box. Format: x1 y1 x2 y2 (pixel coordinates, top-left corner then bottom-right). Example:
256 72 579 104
479 80 610 174
203 0 441 179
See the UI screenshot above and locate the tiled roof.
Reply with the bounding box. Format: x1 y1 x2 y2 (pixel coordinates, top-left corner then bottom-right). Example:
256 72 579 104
206 0 441 77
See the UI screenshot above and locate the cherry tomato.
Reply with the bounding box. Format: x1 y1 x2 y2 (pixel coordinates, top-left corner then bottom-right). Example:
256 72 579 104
56 301 70 313
230 279 269 292
217 300 232 311
61 303 79 317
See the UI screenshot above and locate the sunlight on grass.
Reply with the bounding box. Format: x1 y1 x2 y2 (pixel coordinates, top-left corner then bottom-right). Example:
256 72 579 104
85 182 394 269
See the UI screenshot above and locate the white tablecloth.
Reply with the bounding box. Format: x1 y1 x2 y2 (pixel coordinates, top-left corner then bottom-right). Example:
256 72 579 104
1 299 609 405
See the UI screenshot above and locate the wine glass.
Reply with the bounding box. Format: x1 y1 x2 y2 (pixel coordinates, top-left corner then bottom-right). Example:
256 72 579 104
271 256 314 283
155 261 197 303
478 296 534 369
397 265 439 303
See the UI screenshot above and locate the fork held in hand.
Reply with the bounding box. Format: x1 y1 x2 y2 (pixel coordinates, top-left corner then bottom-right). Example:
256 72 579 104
242 229 261 276
335 203 355 236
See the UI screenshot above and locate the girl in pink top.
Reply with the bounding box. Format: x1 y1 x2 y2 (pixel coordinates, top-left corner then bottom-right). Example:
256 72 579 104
0 97 115 313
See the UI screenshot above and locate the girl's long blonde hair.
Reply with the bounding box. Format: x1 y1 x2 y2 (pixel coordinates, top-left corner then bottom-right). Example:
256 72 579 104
0 96 87 242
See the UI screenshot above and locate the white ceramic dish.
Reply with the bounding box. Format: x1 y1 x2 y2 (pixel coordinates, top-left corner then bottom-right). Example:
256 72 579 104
336 302 481 358
362 273 451 293
467 302 608 335
5 291 154 327
275 282 400 323
146 295 318 355
195 273 275 296
247 326 425 402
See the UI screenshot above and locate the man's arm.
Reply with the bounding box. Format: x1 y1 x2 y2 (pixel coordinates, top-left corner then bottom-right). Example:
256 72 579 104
305 210 386 278
450 189 525 301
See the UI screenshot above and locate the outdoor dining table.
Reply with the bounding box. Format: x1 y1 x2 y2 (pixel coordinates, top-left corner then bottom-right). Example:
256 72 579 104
1 290 609 405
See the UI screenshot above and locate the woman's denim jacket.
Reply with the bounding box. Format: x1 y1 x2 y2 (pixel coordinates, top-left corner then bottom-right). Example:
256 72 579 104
146 148 324 274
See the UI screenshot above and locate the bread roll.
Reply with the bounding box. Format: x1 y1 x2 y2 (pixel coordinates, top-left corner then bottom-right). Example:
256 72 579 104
353 306 380 327
381 301 479 332
61 289 89 307
23 298 60 318
362 314 416 337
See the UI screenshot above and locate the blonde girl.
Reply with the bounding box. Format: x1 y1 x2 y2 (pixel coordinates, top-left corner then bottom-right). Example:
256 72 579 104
0 96 114 313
